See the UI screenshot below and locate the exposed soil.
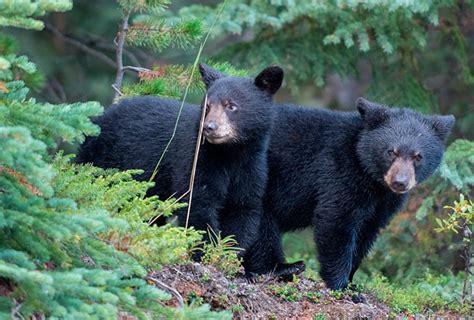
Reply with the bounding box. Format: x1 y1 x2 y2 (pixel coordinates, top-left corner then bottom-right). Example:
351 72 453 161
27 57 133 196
149 263 395 319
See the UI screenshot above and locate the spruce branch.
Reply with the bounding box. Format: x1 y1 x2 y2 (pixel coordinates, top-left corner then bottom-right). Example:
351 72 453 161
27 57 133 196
126 19 202 51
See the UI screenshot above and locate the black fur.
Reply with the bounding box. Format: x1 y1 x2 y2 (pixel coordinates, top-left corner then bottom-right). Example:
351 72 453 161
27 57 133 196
77 64 284 255
244 97 455 290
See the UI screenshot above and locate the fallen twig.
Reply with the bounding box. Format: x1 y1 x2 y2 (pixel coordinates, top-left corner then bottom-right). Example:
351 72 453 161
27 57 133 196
146 276 184 307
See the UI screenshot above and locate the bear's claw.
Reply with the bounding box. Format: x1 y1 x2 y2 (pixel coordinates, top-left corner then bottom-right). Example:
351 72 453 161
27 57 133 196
275 260 306 281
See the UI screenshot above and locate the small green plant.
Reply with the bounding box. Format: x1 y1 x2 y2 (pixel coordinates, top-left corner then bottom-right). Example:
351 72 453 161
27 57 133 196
200 228 243 277
436 194 474 307
329 289 345 300
313 314 326 320
186 290 204 307
270 284 302 302
216 294 229 306
200 272 211 283
291 274 300 284
231 304 244 313
304 291 322 303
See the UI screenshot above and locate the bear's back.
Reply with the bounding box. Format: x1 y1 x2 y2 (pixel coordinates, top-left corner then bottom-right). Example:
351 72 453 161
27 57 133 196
78 96 200 172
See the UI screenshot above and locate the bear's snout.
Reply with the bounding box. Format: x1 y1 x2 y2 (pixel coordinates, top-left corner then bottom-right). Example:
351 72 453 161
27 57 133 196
203 103 236 144
383 158 417 194
203 121 218 133
391 173 409 192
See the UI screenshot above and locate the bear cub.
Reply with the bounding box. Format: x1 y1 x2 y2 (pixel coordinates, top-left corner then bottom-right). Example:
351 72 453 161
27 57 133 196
244 97 455 290
77 63 283 257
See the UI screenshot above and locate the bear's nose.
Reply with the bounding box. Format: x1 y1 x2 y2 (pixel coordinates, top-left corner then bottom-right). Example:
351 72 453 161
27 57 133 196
391 175 408 191
204 122 218 133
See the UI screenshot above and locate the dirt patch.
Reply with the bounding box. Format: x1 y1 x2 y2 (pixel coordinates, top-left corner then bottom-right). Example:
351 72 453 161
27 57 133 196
149 263 391 319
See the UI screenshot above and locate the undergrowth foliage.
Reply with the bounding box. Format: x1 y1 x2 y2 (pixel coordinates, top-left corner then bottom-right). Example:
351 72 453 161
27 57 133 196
200 229 243 277
416 140 474 221
53 155 202 267
436 195 474 307
364 272 466 315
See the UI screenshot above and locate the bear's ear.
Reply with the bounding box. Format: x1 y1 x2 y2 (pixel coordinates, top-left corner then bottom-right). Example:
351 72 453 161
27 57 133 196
356 97 389 128
254 65 284 95
428 114 455 142
199 63 226 89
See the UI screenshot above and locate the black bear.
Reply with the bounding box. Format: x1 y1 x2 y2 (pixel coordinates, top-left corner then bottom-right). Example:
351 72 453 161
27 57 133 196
244 97 455 290
77 63 283 254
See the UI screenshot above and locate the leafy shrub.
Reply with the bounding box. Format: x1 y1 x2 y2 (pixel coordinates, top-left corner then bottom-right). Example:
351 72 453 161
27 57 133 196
436 195 474 307
416 139 474 222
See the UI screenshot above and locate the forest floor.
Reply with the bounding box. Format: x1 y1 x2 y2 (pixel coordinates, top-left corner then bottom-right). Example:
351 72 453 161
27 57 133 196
149 263 463 319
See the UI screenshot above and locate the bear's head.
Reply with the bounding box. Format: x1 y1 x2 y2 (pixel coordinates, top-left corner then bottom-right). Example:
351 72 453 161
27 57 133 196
198 63 283 145
356 97 455 194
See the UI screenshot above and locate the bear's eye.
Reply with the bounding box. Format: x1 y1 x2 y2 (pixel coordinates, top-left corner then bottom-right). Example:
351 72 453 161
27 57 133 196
413 153 422 162
226 103 237 112
387 149 397 158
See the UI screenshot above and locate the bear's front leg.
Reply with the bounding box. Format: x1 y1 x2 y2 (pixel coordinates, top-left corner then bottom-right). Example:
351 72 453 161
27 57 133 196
219 200 262 253
219 157 268 253
314 211 357 290
239 212 284 271
349 224 380 283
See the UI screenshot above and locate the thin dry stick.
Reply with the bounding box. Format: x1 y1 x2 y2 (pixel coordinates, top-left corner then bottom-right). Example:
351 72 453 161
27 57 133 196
146 59 199 185
143 2 228 234
11 299 23 319
147 189 190 226
185 94 207 229
146 276 184 307
112 9 131 101
122 65 150 72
